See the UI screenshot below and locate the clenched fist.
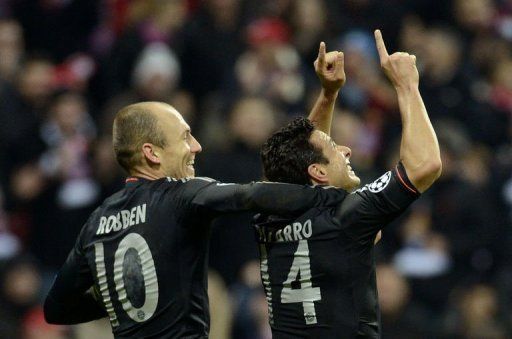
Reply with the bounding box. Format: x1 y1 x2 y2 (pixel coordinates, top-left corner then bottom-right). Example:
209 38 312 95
314 42 346 94
375 29 419 90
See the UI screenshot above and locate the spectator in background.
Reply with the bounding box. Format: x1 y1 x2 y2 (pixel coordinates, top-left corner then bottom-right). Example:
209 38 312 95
377 264 432 338
0 57 55 209
208 270 233 339
427 121 499 283
100 40 197 133
326 0 406 48
490 57 512 117
231 260 271 339
100 0 187 101
198 96 280 182
0 19 23 84
10 0 99 62
443 284 508 339
0 188 20 262
0 55 55 127
0 256 44 338
39 91 98 209
91 135 126 201
22 307 68 339
289 0 329 64
392 205 452 312
198 96 280 284
235 17 305 114
181 0 244 103
420 27 471 122
453 0 496 40
102 42 182 123
27 91 100 270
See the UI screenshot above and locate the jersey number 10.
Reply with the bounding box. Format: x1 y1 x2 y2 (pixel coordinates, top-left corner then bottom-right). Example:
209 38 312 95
94 233 159 327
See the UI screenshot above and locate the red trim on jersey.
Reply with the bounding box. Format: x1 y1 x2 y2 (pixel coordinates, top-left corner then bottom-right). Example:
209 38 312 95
125 177 139 183
395 167 418 194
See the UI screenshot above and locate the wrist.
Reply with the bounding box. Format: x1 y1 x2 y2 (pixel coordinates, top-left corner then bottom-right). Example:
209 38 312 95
395 83 419 95
321 87 339 100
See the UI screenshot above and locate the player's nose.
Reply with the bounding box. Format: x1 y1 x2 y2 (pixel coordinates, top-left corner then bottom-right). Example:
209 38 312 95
340 145 351 159
190 135 202 153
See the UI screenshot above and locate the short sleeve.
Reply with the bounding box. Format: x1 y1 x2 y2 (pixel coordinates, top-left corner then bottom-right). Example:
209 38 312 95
334 162 420 243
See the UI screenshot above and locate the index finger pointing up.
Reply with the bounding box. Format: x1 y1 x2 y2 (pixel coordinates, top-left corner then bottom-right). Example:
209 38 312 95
318 41 326 68
374 29 389 62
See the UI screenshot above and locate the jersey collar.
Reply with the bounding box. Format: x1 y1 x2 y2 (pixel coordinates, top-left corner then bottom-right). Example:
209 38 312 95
125 176 151 187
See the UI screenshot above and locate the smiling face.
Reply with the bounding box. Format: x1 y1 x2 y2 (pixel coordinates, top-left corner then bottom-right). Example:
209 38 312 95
309 130 360 190
152 104 202 178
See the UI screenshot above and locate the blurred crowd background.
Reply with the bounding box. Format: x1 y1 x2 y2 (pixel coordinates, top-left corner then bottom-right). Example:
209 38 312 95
0 0 512 338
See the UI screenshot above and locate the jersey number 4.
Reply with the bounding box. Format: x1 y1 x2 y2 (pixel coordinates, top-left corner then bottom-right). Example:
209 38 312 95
94 233 159 327
261 240 321 325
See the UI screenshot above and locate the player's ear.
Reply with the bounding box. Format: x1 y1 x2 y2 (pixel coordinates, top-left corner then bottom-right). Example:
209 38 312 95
142 143 161 165
308 163 328 184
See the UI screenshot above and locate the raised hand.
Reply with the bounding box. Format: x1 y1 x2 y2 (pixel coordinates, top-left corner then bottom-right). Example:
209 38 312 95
314 42 345 94
374 29 419 90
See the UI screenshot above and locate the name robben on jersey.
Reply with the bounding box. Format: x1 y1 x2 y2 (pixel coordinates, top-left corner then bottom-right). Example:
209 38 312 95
96 204 147 235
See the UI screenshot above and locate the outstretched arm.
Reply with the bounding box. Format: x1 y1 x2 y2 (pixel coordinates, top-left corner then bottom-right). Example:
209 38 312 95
190 179 346 215
308 42 345 135
374 30 441 192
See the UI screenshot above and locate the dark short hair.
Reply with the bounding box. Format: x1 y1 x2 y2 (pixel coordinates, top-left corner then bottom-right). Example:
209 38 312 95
113 103 167 173
261 117 328 185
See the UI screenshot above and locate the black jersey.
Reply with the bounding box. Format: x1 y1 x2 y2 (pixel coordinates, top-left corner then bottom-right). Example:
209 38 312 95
44 176 346 338
254 163 420 339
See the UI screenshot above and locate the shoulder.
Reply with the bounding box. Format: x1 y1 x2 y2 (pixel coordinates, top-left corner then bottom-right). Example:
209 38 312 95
164 176 218 185
76 205 105 248
178 176 219 190
161 176 220 202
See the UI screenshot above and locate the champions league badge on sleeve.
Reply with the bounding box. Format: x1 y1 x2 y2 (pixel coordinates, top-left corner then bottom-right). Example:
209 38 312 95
355 171 392 194
368 171 391 193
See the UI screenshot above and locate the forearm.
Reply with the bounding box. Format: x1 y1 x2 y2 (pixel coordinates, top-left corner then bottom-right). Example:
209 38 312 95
397 86 441 192
43 247 105 325
44 291 107 324
308 88 339 135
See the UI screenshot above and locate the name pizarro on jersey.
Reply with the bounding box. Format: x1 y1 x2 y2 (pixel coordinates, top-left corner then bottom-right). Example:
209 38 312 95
256 219 313 243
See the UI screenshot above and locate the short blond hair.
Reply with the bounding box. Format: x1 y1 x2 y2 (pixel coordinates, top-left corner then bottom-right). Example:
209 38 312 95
112 103 167 172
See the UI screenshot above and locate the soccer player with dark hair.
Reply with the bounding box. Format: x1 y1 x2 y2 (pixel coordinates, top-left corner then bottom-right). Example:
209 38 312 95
255 30 441 338
43 99 348 338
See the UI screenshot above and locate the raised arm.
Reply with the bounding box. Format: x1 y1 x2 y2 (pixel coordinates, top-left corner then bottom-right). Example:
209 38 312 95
374 30 441 192
308 42 345 135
